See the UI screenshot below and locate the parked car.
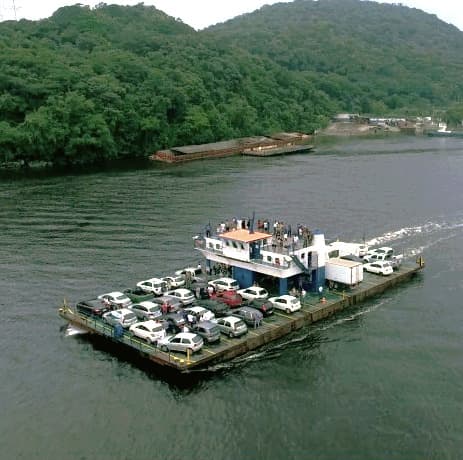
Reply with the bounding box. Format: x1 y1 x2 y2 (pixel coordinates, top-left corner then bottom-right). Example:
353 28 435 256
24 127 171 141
198 299 231 317
210 290 243 308
97 291 132 309
268 295 302 313
136 278 168 296
165 288 195 306
363 252 403 269
162 312 186 334
159 332 204 354
150 295 183 313
129 320 166 344
365 247 394 258
231 306 263 327
208 277 240 292
130 301 162 320
363 261 393 276
102 308 138 328
76 299 110 318
174 267 203 282
244 299 274 317
161 276 185 289
123 287 155 303
237 286 269 301
184 305 215 322
215 316 248 338
190 321 221 344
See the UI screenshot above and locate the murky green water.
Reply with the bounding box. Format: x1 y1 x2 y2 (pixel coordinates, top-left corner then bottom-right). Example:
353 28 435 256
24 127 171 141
1 136 462 459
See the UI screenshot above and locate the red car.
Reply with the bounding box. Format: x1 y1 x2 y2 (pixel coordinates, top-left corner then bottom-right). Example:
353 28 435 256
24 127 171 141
210 290 243 308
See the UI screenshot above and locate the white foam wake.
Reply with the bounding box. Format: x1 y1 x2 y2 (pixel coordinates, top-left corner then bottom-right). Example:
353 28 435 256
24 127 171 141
65 325 88 336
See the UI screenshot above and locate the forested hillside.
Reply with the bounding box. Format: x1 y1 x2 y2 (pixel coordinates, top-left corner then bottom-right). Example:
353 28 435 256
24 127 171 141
1 0 462 166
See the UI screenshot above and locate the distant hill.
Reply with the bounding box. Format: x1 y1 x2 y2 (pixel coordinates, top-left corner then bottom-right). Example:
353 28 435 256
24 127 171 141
206 0 463 114
1 0 462 166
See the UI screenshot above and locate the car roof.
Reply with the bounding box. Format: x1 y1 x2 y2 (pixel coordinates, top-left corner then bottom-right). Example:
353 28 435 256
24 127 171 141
133 320 163 328
103 291 125 297
272 294 296 300
212 277 236 282
174 332 197 339
137 301 158 308
171 288 192 294
79 299 106 307
221 315 242 323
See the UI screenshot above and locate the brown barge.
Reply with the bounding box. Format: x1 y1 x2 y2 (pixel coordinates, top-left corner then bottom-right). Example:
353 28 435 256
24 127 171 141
151 132 313 163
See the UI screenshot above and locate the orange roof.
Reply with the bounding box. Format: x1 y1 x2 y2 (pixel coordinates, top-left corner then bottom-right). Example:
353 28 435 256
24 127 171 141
220 229 272 243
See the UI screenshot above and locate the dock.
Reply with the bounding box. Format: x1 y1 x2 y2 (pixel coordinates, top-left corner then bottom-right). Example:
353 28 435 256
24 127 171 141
59 262 423 373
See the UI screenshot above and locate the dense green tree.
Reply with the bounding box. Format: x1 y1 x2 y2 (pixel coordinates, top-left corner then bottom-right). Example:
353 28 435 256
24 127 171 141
0 0 463 166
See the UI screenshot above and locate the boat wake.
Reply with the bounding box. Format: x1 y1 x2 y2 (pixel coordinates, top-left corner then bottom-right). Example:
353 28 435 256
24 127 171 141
203 299 390 372
366 217 463 257
65 325 88 336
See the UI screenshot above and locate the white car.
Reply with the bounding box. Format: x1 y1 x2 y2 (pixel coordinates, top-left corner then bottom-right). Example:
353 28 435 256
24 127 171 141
166 288 195 305
184 306 215 322
102 308 138 328
208 277 240 292
97 291 132 308
129 320 166 344
237 286 269 301
174 267 203 282
136 278 168 295
268 295 302 313
161 276 185 289
159 332 204 354
366 247 394 258
363 261 393 276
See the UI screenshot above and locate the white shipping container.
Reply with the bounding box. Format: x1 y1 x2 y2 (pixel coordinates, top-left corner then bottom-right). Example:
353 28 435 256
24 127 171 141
325 258 363 286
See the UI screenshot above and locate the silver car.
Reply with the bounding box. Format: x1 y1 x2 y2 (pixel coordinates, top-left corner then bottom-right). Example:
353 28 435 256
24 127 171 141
159 332 204 354
102 308 138 328
130 301 162 320
216 316 248 338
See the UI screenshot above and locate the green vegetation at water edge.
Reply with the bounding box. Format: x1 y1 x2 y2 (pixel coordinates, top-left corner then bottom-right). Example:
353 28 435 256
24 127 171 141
1 0 462 166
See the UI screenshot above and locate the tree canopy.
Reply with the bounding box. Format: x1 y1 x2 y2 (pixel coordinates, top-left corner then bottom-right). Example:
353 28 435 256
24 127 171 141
0 0 462 166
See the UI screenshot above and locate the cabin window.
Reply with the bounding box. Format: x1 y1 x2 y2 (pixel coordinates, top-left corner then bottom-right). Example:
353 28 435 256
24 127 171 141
215 244 221 250
267 256 272 262
301 252 305 259
208 242 213 249
240 243 245 250
232 242 238 249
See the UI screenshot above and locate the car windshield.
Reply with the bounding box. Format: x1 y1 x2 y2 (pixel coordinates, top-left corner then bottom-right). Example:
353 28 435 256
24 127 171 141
151 325 163 332
116 294 127 300
291 298 299 304
148 306 160 312
230 282 239 289
192 335 202 343
210 326 220 334
235 320 245 328
125 313 137 320
257 289 266 295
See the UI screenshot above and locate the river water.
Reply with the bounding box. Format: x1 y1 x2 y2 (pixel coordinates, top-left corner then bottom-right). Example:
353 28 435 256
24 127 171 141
1 135 462 459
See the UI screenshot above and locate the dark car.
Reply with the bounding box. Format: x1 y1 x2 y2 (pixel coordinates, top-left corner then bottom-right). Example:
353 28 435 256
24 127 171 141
197 299 230 318
192 283 210 300
210 290 243 308
244 299 274 317
190 321 221 344
231 306 263 327
162 312 186 334
151 295 183 313
123 287 155 303
76 299 110 318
